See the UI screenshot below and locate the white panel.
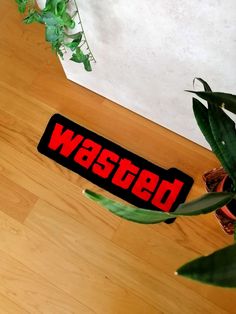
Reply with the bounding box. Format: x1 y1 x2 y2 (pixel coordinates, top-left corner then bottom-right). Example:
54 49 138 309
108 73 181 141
37 0 236 148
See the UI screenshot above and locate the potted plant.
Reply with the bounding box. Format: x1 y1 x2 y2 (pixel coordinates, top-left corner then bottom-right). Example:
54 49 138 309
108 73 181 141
15 0 95 71
191 78 236 234
83 78 236 287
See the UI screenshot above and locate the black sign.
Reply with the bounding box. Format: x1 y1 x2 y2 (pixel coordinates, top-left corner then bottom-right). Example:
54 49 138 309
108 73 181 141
38 114 193 212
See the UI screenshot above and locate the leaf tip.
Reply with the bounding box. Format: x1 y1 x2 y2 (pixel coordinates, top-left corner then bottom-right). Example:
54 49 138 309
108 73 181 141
83 189 91 196
82 189 91 198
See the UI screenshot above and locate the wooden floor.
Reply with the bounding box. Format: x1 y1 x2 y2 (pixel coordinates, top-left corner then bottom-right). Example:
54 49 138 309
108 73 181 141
0 2 235 313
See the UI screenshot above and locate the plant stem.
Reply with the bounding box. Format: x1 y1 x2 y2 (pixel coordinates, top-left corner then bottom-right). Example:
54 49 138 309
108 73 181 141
72 0 96 63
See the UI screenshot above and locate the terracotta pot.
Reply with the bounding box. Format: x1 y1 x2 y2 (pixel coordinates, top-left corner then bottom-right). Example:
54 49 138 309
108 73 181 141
203 167 235 235
216 175 236 220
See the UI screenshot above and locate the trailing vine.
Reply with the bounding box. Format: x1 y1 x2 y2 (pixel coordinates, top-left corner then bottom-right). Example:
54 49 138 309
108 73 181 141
15 0 96 71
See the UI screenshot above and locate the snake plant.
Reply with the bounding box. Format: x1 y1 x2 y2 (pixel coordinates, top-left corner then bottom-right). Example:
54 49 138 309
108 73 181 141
15 0 95 71
84 78 236 287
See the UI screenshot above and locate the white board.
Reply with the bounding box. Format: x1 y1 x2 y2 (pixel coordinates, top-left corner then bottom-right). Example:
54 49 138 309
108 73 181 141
37 0 236 148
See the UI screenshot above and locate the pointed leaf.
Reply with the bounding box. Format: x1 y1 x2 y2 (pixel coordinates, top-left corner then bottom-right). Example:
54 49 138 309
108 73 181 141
187 91 236 114
84 190 235 223
61 12 75 28
83 57 92 72
174 192 235 216
83 190 174 224
44 0 66 16
66 32 84 40
176 244 236 287
65 33 82 51
16 0 28 13
192 98 226 167
55 0 66 16
193 78 212 92
24 11 43 24
208 104 236 188
70 47 87 63
51 41 63 57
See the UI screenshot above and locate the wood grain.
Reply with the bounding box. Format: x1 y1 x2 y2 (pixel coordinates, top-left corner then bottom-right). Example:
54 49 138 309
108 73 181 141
0 175 37 223
0 293 28 314
0 209 159 314
0 248 93 314
0 140 120 239
0 1 235 313
24 200 226 314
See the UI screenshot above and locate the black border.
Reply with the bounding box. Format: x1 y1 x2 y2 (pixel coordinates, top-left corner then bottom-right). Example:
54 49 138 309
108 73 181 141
38 114 194 212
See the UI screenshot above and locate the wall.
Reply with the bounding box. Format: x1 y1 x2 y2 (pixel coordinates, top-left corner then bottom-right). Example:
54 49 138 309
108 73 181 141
37 0 236 148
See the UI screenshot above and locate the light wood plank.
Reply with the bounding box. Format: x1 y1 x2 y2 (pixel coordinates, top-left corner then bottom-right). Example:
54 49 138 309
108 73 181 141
0 0 12 20
0 293 28 314
112 220 235 313
0 2 54 92
0 1 235 312
0 140 120 239
0 82 55 132
0 174 37 223
25 199 227 314
0 209 161 314
0 107 82 185
0 249 93 314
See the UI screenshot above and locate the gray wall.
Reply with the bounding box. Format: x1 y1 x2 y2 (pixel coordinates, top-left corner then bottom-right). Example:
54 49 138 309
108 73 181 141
38 0 236 148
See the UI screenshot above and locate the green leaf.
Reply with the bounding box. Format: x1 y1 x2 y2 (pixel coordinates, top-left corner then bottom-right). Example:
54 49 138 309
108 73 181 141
208 104 236 188
66 32 84 40
83 190 174 224
18 3 27 13
193 78 212 92
65 33 82 51
55 0 66 16
83 57 92 72
69 46 92 70
61 12 75 28
65 41 79 51
44 0 53 12
45 25 59 42
176 244 236 287
24 11 43 24
192 98 226 169
41 11 63 26
68 20 75 29
174 192 235 216
70 47 87 63
187 91 236 115
16 0 95 73
44 0 66 16
83 189 235 224
51 41 63 57
15 0 28 13
191 79 236 187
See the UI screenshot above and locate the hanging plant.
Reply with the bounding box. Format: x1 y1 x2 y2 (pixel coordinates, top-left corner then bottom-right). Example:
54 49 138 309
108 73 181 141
15 0 96 71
